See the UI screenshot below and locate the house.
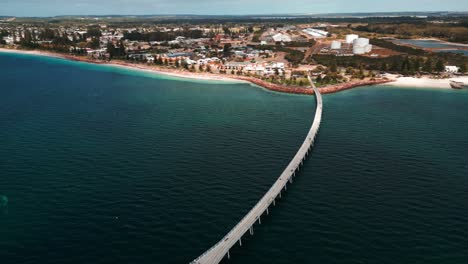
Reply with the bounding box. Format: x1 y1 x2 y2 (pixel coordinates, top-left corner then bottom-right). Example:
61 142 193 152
445 66 459 73
2 36 14 44
128 53 154 62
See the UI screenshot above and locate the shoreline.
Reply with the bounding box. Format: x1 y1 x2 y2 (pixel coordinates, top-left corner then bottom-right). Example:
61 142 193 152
409 38 468 48
0 48 247 84
381 74 468 89
4 47 464 93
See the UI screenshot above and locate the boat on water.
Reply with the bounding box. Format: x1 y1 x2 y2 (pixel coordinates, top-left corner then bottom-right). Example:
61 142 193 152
450 80 465 89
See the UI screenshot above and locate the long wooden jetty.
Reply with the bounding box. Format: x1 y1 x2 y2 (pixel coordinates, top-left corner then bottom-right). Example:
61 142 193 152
190 77 322 264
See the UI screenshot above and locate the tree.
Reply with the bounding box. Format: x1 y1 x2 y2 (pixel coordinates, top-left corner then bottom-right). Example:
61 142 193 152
316 75 322 83
223 43 232 57
88 37 100 49
459 63 467 74
86 26 101 38
400 56 410 75
156 57 163 65
380 62 388 72
435 59 445 73
23 29 33 44
422 58 433 73
182 60 189 70
115 40 126 57
413 58 422 73
390 58 400 72
107 42 116 59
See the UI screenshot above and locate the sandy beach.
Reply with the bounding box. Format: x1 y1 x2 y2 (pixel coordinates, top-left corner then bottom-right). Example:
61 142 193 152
0 48 246 84
382 74 468 89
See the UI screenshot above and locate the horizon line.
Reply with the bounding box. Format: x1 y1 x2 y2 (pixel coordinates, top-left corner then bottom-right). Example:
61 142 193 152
2 10 468 19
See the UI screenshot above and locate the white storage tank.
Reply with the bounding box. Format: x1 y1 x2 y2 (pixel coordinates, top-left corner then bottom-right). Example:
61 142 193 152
353 38 370 47
330 41 342 50
346 34 359 44
353 46 366 54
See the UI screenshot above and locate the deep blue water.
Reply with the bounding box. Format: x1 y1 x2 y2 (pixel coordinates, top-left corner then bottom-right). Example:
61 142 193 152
1 52 468 264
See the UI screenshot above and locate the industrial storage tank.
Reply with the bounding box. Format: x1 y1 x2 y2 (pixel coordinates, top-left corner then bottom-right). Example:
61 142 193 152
352 38 372 54
330 41 342 49
353 38 370 47
353 46 366 54
345 34 359 44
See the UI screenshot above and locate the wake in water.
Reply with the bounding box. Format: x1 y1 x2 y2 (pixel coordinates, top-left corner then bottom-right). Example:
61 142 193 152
0 195 8 214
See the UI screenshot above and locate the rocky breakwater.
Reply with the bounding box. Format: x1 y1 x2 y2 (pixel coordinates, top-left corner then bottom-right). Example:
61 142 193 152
232 76 394 95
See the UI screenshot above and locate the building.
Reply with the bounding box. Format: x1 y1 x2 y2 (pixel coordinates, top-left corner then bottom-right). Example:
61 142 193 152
445 66 459 73
302 28 328 38
272 33 292 43
128 53 154 62
2 36 14 44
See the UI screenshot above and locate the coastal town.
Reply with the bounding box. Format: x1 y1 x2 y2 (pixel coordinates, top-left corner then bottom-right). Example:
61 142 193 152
1 14 467 93
2 2 468 264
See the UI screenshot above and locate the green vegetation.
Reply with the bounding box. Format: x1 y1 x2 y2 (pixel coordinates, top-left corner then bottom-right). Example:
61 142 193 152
251 28 265 42
355 23 468 43
313 53 466 75
124 29 204 42
86 26 102 38
107 41 126 59
284 40 316 47
0 29 8 44
254 44 305 66
370 38 426 55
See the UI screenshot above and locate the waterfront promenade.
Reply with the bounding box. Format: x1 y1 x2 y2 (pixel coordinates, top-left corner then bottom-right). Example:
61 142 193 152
190 76 323 264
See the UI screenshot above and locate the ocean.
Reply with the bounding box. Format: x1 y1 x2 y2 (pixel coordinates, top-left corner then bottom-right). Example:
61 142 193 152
1 52 467 264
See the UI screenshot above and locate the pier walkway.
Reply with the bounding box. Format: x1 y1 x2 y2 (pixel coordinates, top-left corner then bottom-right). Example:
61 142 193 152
190 77 322 264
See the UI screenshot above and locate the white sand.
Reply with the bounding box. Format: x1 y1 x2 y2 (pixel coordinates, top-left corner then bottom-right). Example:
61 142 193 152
381 74 468 89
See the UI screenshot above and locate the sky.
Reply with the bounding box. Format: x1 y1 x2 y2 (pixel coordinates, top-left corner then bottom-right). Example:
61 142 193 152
0 0 467 17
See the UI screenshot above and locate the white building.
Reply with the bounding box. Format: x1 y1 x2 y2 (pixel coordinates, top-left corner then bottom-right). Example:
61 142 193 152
272 33 292 42
302 28 328 38
445 66 459 73
2 36 14 44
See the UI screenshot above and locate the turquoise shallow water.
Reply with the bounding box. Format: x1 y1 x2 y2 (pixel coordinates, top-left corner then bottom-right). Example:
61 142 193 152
1 52 468 264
